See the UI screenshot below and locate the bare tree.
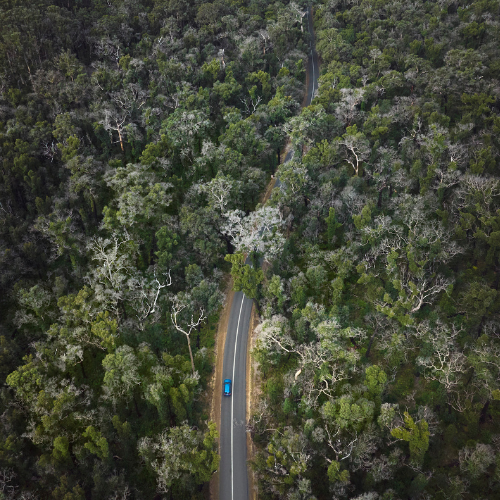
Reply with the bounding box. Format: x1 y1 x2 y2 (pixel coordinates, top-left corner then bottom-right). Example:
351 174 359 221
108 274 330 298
198 173 241 214
256 315 365 407
289 2 307 32
86 232 137 316
0 468 17 498
240 94 262 115
335 88 365 126
258 30 271 54
95 83 148 151
359 195 463 320
94 38 122 68
131 270 172 330
339 132 371 177
414 322 470 411
171 295 206 375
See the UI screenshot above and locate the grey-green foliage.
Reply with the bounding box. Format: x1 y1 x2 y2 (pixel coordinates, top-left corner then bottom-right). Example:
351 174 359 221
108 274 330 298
0 0 307 497
251 0 500 498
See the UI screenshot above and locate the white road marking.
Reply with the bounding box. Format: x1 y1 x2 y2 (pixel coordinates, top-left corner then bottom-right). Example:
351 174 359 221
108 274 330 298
310 9 315 99
231 293 245 500
311 48 315 98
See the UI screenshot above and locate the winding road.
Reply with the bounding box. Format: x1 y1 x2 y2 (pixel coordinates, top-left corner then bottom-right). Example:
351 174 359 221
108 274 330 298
218 7 319 500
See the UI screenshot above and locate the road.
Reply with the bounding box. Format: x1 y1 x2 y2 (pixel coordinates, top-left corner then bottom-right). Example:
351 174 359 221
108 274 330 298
218 6 319 500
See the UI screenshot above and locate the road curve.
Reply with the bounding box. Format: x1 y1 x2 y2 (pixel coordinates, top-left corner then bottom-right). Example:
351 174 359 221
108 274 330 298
218 6 319 500
305 5 320 110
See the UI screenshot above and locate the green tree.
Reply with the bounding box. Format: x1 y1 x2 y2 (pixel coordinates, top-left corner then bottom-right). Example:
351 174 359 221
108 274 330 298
138 422 219 495
364 365 387 398
225 252 264 300
391 412 429 465
82 426 109 459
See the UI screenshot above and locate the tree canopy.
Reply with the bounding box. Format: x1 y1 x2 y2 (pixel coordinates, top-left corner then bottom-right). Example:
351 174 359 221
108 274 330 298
248 0 500 499
0 0 307 497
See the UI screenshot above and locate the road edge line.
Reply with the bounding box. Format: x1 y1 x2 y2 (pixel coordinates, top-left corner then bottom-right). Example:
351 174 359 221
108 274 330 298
231 294 246 500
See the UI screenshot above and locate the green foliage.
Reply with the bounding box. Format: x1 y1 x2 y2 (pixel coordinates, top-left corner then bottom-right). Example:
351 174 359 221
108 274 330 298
364 365 387 397
323 395 375 432
267 274 285 309
91 312 118 351
6 355 42 403
325 207 342 247
0 0 308 495
52 476 85 500
52 436 70 464
138 422 219 493
155 226 179 269
82 426 109 459
353 204 372 230
4 0 500 497
327 460 350 484
391 412 430 465
225 252 264 299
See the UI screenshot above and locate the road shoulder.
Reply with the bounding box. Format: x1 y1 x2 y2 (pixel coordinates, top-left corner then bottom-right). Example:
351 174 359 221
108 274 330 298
246 301 262 500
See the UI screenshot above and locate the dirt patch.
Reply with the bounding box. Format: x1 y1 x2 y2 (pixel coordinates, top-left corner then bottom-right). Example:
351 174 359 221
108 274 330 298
246 302 261 500
209 278 235 500
261 176 277 205
302 55 311 109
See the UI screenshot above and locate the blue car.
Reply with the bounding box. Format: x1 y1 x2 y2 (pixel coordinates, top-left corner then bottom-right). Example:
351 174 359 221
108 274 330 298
224 379 232 396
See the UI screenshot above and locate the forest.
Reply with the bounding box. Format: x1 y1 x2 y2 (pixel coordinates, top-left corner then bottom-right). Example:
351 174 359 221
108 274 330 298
249 0 500 499
1 0 500 499
0 0 306 497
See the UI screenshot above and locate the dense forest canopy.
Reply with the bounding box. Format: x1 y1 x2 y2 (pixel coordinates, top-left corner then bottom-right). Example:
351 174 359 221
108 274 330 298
2 0 500 499
0 0 308 497
249 0 500 499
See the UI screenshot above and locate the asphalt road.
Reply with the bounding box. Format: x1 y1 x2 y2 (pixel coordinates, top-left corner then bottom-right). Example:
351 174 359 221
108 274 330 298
218 6 319 500
305 4 320 110
219 291 253 500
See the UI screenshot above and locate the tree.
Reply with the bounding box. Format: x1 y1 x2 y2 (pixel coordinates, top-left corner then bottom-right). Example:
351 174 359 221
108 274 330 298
357 195 462 324
171 294 207 375
364 365 387 398
338 125 370 177
390 412 429 466
198 173 241 214
0 0 307 497
416 322 469 409
225 253 264 300
129 270 172 330
325 207 342 247
102 344 155 408
257 427 311 498
86 233 138 316
327 460 350 484
276 160 310 206
82 426 109 460
335 88 365 126
144 353 199 424
94 83 148 151
103 163 173 230
222 206 285 262
138 422 219 495
459 443 495 480
284 105 332 156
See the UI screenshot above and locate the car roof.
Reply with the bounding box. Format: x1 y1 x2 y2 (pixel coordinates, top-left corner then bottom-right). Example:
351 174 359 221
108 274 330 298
224 379 231 383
